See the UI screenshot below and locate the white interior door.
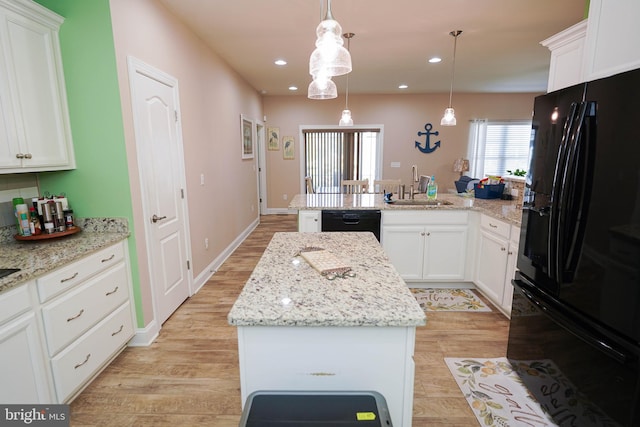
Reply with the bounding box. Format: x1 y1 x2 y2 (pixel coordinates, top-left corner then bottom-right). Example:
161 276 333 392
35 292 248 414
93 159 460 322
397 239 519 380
128 57 191 326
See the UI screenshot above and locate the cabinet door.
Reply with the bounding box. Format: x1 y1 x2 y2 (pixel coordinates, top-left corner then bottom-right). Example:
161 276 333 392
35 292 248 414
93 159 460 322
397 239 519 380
423 225 468 281
0 311 53 403
583 0 640 81
0 56 20 167
475 229 509 306
502 227 521 315
381 225 424 280
0 3 74 172
298 210 321 232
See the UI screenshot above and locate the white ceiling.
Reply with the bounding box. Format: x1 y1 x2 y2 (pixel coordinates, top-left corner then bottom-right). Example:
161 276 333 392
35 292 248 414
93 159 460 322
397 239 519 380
157 0 586 96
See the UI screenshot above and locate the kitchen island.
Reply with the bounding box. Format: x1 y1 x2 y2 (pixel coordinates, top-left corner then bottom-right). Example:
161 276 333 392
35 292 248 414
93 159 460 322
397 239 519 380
228 231 425 427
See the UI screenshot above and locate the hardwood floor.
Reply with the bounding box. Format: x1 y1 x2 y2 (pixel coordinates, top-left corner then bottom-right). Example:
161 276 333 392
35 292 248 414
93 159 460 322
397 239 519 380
69 215 509 426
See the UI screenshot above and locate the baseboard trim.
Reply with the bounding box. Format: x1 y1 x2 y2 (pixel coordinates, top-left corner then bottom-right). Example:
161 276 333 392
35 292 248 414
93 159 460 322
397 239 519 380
128 320 159 347
190 216 260 295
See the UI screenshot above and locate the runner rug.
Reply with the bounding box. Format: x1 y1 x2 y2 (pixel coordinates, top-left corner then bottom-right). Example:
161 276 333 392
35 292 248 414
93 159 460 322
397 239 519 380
445 357 618 426
410 288 491 312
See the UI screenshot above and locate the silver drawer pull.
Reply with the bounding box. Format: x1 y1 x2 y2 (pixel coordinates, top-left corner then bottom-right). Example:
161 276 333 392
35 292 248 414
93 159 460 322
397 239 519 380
489 223 498 228
67 309 85 322
111 325 124 336
105 286 119 296
74 353 91 369
60 272 79 283
101 254 115 263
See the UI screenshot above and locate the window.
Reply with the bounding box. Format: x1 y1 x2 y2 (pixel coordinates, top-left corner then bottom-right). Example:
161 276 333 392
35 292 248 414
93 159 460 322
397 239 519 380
303 128 381 193
468 120 531 178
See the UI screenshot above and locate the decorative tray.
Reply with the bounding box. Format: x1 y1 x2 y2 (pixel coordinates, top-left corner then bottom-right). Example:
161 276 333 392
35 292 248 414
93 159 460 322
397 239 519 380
14 226 81 241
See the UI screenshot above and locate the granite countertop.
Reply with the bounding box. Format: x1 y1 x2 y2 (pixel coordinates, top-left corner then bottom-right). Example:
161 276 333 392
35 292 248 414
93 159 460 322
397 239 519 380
0 218 129 294
228 232 427 327
289 193 523 226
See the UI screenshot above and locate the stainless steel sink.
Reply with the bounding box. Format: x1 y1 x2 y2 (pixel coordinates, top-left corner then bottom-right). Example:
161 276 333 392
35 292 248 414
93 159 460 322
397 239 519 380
386 199 453 206
0 268 20 279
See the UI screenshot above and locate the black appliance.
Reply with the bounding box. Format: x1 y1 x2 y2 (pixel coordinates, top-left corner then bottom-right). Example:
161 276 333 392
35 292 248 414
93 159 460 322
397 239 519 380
508 67 640 426
321 210 381 241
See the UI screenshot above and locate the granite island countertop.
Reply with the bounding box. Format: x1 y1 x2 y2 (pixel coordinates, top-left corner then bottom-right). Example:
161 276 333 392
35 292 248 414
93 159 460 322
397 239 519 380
289 192 523 226
228 231 426 327
0 218 130 294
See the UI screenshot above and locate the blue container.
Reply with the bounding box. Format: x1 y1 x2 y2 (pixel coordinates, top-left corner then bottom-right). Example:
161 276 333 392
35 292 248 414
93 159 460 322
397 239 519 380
474 183 505 199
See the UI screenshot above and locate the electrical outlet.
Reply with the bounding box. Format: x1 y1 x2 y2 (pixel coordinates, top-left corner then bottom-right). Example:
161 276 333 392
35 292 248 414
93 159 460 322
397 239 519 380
204 238 209 249
251 204 255 212
200 173 205 186
391 162 401 168
283 194 288 200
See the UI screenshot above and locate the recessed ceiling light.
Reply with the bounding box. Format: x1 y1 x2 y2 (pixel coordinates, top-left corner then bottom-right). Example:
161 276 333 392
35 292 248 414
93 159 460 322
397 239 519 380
275 59 287 66
288 86 298 91
398 84 408 89
428 57 442 63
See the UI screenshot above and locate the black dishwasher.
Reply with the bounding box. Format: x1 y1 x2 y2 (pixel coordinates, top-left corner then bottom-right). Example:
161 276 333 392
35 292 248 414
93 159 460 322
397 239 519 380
321 210 381 241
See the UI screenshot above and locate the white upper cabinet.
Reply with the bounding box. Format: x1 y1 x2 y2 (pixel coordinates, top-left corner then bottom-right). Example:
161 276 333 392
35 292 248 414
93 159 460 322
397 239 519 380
543 1 640 92
541 20 587 92
582 0 640 82
0 0 75 173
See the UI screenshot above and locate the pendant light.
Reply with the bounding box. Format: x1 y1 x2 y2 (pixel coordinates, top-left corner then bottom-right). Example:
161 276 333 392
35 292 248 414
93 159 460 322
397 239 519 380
308 0 351 99
441 30 462 126
339 32 354 126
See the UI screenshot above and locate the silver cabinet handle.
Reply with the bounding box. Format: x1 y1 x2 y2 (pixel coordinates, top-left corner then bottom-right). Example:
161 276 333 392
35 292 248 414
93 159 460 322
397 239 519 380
105 286 119 296
60 272 79 283
24 153 32 159
16 153 24 159
101 254 115 263
74 353 91 369
152 214 167 223
489 223 498 228
111 325 124 336
67 309 84 322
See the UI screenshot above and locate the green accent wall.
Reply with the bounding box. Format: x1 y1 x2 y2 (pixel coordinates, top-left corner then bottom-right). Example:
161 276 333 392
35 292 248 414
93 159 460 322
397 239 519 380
34 0 144 327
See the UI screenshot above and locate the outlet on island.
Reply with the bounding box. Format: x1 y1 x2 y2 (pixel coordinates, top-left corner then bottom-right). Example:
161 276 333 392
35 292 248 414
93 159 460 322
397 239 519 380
205 238 209 249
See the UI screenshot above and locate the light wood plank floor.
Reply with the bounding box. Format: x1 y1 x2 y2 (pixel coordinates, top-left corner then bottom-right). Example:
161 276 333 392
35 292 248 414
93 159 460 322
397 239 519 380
70 215 509 426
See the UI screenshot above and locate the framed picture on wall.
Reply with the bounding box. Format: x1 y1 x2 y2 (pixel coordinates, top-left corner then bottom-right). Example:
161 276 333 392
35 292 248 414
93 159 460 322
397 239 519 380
283 136 294 160
241 114 254 159
267 127 280 151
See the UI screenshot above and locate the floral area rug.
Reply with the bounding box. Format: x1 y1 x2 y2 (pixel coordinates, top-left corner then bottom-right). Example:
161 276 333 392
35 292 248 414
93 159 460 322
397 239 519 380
445 357 619 427
410 288 491 312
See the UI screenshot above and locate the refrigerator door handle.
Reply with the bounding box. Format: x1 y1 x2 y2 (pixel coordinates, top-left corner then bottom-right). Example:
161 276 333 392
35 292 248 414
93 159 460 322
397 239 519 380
515 279 635 365
558 101 596 281
549 102 579 282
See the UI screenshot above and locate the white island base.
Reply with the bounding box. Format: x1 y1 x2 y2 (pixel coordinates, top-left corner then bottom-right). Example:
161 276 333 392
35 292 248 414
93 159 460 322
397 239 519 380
229 232 425 427
237 325 416 427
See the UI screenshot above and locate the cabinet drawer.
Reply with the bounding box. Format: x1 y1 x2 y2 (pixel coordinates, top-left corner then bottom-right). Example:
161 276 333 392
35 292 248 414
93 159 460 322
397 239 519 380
383 210 468 225
42 263 129 356
480 215 511 239
0 284 31 326
51 301 133 402
37 243 124 303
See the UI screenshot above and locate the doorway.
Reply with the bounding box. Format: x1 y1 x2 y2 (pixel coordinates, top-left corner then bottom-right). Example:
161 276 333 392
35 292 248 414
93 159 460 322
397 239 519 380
127 57 192 326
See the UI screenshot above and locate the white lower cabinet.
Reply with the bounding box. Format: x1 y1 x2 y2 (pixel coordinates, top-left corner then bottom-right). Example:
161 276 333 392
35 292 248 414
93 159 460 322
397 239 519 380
50 302 133 401
474 214 519 316
382 211 469 282
0 240 135 403
298 210 321 232
37 240 135 402
0 284 53 403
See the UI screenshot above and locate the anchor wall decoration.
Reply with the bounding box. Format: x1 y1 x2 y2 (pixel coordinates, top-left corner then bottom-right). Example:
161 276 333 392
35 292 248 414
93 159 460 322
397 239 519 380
415 123 441 154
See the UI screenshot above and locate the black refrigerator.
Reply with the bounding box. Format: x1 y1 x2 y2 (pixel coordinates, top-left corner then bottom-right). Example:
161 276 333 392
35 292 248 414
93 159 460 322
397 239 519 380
507 67 640 426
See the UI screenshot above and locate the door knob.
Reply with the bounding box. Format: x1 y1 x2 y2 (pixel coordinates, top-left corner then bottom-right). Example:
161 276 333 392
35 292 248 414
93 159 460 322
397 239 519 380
152 214 167 223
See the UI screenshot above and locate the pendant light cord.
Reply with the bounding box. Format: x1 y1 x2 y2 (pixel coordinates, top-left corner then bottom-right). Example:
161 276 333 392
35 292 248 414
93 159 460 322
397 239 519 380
344 33 353 109
448 30 462 108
